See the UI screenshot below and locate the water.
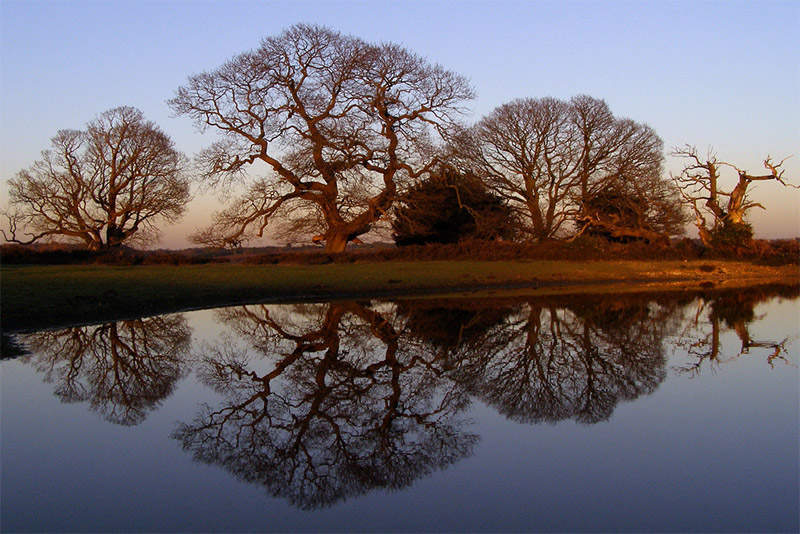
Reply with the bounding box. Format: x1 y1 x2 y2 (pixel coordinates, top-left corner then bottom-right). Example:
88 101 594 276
2 285 798 532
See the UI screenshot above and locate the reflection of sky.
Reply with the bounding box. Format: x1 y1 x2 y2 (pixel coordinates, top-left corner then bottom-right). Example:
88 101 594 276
1 1 798 247
1 293 797 532
754 297 800 344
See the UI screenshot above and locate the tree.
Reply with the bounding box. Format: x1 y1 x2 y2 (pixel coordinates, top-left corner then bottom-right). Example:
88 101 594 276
459 95 671 242
170 24 474 253
671 145 795 246
2 107 190 250
576 170 688 244
392 167 517 245
460 97 577 241
571 98 686 243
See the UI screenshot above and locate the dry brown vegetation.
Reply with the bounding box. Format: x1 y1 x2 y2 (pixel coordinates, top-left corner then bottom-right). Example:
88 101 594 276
2 237 798 267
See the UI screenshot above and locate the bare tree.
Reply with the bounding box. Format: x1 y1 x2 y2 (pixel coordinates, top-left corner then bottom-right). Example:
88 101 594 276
170 24 474 252
460 95 674 242
461 97 579 240
671 145 795 246
2 107 190 250
572 99 686 242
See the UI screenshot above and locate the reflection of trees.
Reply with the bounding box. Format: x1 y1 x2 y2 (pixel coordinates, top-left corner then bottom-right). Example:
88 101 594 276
673 284 800 376
1 333 29 360
401 295 680 424
174 302 476 509
395 298 517 356
20 315 191 425
173 287 797 509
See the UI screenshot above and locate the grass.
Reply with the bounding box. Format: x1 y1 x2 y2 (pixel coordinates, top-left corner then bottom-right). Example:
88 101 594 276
2 259 798 333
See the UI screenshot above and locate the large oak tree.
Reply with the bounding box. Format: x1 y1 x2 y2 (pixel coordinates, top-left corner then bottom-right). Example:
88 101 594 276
458 95 681 242
170 24 474 252
3 107 190 250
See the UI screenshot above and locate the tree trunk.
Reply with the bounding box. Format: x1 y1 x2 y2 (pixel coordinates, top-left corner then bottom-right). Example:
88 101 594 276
526 196 548 240
106 224 125 248
324 232 349 253
697 226 713 247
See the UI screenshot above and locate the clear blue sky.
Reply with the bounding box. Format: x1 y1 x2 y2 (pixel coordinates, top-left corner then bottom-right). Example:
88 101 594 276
2 0 798 248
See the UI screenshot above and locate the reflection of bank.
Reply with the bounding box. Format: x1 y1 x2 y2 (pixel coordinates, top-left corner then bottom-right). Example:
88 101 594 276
20 315 192 425
174 302 478 509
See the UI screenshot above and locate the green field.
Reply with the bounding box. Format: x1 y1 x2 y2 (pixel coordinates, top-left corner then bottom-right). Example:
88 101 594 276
2 260 797 332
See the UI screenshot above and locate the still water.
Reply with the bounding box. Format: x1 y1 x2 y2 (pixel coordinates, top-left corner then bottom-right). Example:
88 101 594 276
1 285 798 532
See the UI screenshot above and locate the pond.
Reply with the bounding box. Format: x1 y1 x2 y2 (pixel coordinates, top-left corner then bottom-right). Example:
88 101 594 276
1 284 798 533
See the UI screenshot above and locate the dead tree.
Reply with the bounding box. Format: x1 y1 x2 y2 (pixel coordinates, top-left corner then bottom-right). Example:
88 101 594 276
671 145 794 246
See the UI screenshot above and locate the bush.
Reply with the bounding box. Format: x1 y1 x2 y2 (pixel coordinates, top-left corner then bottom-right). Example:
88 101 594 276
239 238 703 264
392 169 516 246
4 237 795 267
710 221 753 249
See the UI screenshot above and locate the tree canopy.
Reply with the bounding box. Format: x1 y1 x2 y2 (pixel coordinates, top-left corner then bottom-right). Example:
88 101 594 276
170 23 474 252
455 95 683 243
3 107 190 250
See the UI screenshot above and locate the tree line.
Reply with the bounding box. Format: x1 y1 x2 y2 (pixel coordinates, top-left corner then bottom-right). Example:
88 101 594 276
2 24 794 252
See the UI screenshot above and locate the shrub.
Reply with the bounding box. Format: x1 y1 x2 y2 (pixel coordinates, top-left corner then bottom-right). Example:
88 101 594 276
710 221 753 249
392 169 516 246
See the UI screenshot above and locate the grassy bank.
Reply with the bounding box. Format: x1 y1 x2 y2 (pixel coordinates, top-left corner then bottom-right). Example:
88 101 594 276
2 259 798 332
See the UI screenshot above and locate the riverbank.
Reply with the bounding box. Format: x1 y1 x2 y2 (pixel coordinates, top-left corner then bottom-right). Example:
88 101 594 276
2 259 798 333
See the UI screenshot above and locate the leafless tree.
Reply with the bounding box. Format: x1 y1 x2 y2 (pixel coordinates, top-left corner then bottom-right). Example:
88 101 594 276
671 145 795 246
459 95 678 242
458 97 578 240
2 107 190 250
572 100 686 242
170 24 474 252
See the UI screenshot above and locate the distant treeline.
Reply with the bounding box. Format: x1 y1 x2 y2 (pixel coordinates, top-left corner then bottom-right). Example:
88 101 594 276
2 237 798 266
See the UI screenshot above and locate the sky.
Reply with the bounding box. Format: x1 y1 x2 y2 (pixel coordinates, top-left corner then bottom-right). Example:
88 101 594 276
1 0 798 249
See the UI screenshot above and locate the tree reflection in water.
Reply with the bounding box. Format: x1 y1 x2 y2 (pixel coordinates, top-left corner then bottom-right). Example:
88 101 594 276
400 295 683 424
19 315 192 425
176 292 716 507
18 285 793 509
672 284 800 376
173 302 477 509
